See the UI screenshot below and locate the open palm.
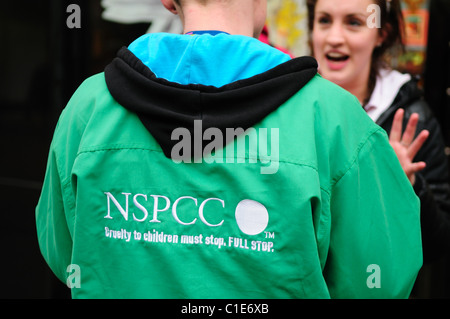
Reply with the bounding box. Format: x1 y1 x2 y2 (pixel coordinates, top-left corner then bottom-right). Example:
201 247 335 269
389 108 429 185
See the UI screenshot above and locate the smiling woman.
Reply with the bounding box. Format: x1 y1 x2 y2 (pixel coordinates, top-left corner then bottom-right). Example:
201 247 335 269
308 0 402 104
307 0 450 267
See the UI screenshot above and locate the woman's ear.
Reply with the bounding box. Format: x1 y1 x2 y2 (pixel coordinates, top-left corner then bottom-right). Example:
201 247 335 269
161 0 179 15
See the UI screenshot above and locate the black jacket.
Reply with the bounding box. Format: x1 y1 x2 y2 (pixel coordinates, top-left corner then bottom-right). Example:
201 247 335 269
424 0 450 146
377 79 450 263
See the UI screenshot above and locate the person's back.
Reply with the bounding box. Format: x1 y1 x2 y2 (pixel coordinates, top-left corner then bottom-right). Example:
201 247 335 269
36 0 422 298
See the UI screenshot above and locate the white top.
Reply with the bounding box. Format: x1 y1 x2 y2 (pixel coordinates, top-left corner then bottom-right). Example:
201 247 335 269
364 69 412 122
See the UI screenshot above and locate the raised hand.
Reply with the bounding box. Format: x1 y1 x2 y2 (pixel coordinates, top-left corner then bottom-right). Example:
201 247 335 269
389 108 429 185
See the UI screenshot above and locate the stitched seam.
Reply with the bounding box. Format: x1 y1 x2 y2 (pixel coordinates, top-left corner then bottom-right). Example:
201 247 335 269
331 126 384 189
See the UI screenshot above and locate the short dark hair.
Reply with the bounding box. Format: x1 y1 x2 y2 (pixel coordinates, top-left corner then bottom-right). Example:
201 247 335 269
306 0 405 97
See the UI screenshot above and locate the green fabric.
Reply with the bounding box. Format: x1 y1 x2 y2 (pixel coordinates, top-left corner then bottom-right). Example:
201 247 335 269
36 73 422 298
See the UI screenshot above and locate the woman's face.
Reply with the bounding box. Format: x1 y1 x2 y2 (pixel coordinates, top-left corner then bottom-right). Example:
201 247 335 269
312 0 384 92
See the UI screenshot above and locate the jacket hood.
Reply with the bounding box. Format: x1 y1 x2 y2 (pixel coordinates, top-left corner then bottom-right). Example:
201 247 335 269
104 36 318 159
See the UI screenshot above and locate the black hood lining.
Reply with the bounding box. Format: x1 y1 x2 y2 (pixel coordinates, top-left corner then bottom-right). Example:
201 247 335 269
105 47 318 158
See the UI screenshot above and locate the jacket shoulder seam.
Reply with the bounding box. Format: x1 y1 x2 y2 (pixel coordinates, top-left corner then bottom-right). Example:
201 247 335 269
332 126 385 189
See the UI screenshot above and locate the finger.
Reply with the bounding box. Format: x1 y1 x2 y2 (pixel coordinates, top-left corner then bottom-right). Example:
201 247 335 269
401 113 419 146
390 108 404 142
408 161 427 174
408 130 429 159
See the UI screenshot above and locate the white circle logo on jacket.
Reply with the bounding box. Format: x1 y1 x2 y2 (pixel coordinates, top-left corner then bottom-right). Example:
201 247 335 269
235 199 269 235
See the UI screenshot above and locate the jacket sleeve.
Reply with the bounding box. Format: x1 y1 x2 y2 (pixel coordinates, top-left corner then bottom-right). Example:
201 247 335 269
35 139 74 284
324 128 423 298
34 76 97 284
35 75 101 283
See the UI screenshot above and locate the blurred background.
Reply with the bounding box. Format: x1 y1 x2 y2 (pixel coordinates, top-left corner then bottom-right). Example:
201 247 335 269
0 0 449 298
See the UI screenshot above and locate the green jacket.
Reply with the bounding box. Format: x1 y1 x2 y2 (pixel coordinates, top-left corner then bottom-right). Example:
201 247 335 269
36 33 422 298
